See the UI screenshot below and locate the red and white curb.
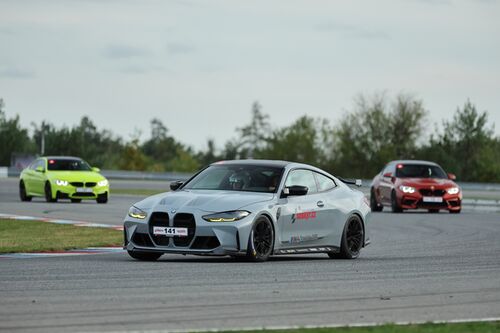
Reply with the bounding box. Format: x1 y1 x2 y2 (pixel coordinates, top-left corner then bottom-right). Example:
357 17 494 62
0 213 125 259
0 213 123 230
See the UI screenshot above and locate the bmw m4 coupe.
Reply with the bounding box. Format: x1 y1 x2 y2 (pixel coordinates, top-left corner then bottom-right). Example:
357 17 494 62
124 160 371 262
370 160 461 213
19 156 109 203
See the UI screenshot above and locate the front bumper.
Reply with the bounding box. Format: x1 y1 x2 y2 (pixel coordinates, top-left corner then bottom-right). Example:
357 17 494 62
397 191 462 211
123 210 255 256
53 183 109 200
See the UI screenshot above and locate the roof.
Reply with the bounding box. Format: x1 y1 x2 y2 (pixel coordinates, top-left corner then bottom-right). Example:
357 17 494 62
389 160 439 166
42 156 83 161
211 159 292 168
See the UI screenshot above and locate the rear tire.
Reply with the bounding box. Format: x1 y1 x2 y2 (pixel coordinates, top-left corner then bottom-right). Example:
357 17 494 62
391 191 402 213
246 216 274 262
45 182 57 203
329 215 364 259
19 181 32 202
370 188 383 212
71 199 82 203
127 250 162 261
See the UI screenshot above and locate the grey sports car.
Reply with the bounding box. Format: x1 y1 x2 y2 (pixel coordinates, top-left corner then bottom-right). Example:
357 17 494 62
123 160 371 262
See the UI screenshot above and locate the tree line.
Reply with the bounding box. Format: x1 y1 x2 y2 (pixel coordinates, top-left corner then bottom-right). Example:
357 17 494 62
1 94 499 182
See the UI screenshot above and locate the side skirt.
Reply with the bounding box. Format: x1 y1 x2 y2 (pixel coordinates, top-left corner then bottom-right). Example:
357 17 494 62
274 246 340 255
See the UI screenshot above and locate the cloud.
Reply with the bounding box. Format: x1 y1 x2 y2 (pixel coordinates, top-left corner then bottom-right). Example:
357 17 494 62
167 42 195 55
118 64 168 75
103 44 150 59
0 68 35 79
316 22 390 40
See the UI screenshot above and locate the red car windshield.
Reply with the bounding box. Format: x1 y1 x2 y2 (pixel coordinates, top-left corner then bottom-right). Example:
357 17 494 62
47 159 92 171
395 164 447 179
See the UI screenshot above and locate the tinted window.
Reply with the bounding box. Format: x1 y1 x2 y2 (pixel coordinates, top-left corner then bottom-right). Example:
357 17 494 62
395 164 447 179
183 164 284 193
47 159 92 171
315 172 336 192
285 169 318 194
382 163 394 175
30 159 44 170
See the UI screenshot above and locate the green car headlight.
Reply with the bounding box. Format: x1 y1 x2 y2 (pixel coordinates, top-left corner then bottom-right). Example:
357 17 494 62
55 180 68 186
128 206 148 219
202 210 250 222
98 179 109 187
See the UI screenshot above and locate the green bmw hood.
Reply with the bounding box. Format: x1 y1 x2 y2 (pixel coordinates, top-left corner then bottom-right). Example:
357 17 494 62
46 171 106 182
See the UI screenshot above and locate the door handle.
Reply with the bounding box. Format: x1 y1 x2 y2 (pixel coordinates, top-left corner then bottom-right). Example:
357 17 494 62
317 201 324 207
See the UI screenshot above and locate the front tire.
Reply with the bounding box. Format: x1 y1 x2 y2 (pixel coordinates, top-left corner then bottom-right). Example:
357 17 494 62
71 199 82 203
329 215 364 259
19 181 32 202
391 191 402 213
370 188 383 212
127 250 162 261
96 193 108 204
449 209 461 214
45 182 57 203
246 216 274 262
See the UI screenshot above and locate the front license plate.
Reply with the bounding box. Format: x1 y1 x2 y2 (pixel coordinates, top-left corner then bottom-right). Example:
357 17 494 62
153 227 188 237
423 196 443 203
76 187 93 193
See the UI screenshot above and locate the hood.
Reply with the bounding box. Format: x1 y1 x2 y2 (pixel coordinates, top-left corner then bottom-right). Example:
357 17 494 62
399 177 457 188
135 189 275 213
46 171 106 182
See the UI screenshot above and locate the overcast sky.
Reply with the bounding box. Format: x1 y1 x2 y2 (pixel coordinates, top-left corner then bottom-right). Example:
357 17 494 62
1 0 499 150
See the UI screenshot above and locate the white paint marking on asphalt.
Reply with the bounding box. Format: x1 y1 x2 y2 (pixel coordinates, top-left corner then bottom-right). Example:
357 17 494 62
0 213 123 230
102 317 500 333
0 247 125 259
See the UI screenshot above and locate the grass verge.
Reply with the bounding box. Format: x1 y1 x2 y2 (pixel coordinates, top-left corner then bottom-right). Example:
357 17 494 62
210 321 500 333
0 219 122 253
111 188 165 196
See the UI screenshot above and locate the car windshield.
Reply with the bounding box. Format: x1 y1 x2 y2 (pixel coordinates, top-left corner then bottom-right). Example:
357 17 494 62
183 164 284 193
395 164 447 179
47 159 92 171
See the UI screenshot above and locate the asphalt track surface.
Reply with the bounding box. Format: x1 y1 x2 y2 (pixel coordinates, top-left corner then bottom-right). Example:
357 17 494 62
0 178 499 332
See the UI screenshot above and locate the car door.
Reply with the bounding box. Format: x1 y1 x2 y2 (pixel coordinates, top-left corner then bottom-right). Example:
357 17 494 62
379 163 395 204
278 169 324 248
31 159 47 195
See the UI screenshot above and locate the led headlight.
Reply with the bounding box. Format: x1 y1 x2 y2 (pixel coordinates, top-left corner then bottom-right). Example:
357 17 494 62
202 210 250 222
447 187 460 195
399 185 415 194
97 179 108 187
55 180 68 186
128 206 147 219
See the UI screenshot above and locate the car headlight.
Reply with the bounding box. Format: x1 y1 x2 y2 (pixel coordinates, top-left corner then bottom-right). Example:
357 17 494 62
202 210 250 222
128 206 148 219
55 180 68 186
447 187 460 195
97 179 108 187
399 185 415 194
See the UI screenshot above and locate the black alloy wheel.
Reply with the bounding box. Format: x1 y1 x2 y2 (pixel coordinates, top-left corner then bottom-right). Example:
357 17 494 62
329 215 364 259
370 188 383 212
127 250 162 261
45 182 57 203
247 216 274 262
19 181 32 202
391 191 402 213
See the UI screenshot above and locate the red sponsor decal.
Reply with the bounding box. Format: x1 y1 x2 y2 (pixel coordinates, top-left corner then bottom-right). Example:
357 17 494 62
295 211 316 220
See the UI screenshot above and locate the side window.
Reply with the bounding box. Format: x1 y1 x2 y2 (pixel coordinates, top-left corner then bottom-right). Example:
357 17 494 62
315 172 336 192
285 169 318 194
30 159 44 170
382 164 394 175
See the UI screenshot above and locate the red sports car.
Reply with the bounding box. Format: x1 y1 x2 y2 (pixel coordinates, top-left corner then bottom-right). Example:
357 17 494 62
370 160 462 213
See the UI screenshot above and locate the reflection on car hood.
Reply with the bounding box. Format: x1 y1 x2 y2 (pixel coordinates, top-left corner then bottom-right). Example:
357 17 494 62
135 189 275 213
400 178 457 187
46 171 105 182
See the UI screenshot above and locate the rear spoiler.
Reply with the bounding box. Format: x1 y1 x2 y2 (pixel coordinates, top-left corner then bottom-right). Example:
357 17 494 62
337 177 362 187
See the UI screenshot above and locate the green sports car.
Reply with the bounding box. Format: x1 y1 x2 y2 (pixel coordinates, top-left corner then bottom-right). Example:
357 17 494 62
19 156 109 203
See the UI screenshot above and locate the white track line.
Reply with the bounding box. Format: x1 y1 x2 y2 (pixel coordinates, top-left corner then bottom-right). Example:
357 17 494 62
0 213 123 230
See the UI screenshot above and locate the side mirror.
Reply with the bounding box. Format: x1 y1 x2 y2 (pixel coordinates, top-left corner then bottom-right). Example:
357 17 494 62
35 166 45 173
170 180 184 191
92 167 100 172
282 185 308 197
448 173 456 180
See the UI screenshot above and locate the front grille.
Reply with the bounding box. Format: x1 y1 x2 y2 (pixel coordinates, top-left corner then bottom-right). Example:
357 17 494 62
85 182 97 187
173 213 196 247
419 189 445 196
132 232 155 247
70 182 84 187
191 236 220 250
149 212 170 246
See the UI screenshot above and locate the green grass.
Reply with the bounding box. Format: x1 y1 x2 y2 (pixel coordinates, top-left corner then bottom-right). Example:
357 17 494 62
111 188 165 196
209 321 500 333
0 219 123 253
